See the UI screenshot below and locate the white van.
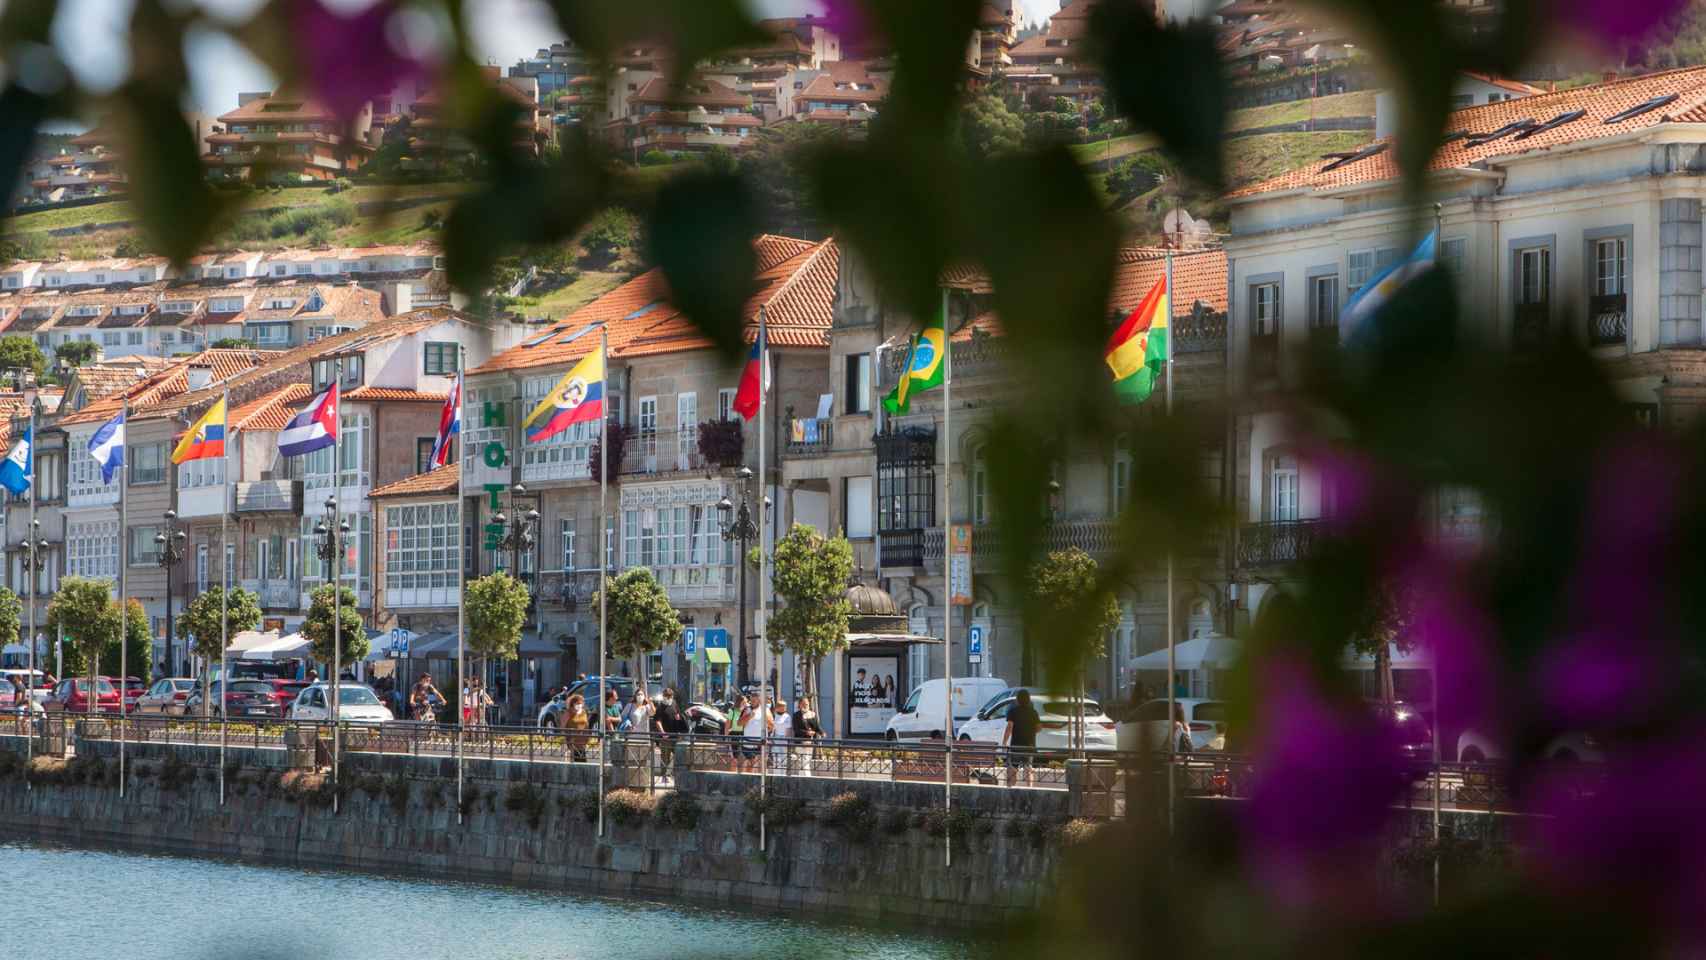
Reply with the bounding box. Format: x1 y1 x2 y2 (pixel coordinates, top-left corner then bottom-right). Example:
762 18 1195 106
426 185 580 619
883 677 1009 740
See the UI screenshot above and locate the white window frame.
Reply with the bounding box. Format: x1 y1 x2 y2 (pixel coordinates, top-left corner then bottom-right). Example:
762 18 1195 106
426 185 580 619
1270 455 1299 522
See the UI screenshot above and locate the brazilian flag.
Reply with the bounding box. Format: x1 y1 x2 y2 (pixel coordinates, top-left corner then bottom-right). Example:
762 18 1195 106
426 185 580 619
883 310 946 415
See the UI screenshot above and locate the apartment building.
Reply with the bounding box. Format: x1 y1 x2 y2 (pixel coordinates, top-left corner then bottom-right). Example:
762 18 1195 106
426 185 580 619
25 124 127 204
404 67 548 163
1220 68 1706 624
773 60 888 127
204 89 376 182
705 17 843 121
607 76 760 157
1005 0 1105 107
779 244 1230 706
440 235 836 719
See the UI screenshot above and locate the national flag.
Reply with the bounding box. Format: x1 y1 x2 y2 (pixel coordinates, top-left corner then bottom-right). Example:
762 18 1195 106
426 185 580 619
88 411 126 484
0 428 31 496
172 397 227 464
1343 229 1437 340
1105 276 1169 405
882 309 946 415
732 328 768 421
523 351 604 444
429 372 461 468
278 383 339 458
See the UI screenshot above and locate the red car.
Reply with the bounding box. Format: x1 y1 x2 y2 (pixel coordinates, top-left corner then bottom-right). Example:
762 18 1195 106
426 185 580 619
47 677 121 714
264 679 310 711
186 680 291 718
103 676 146 712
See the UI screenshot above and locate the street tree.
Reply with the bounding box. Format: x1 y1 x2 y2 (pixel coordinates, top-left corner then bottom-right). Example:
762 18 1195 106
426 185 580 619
302 584 367 673
956 89 1027 159
106 599 152 691
769 523 852 700
465 572 529 666
55 340 99 368
1029 548 1120 747
0 586 19 650
1351 581 1415 706
46 577 117 709
178 585 262 716
0 335 46 381
596 567 681 687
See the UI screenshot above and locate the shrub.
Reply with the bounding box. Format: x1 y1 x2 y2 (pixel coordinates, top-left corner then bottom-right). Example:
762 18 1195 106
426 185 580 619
605 788 656 828
883 808 912 834
909 811 927 830
458 784 483 820
421 208 443 230
560 789 600 823
1025 819 1050 847
353 773 386 797
307 222 334 247
696 419 743 468
504 782 548 829
639 149 673 166
1056 818 1104 847
655 791 701 830
922 807 976 840
823 791 876 841
744 786 809 830
384 774 412 817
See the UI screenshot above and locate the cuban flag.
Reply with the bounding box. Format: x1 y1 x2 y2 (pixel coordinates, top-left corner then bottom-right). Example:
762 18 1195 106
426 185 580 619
279 382 340 457
0 427 30 496
429 372 461 468
732 327 768 421
88 411 126 484
1343 229 1437 343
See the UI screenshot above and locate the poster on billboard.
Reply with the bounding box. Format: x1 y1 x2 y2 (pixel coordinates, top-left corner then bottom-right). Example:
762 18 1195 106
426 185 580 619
849 655 900 735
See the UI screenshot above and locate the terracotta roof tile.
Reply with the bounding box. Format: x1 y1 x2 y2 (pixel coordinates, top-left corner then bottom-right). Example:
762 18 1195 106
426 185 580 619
229 383 313 432
370 463 459 499
344 387 447 402
1228 67 1706 200
631 76 748 109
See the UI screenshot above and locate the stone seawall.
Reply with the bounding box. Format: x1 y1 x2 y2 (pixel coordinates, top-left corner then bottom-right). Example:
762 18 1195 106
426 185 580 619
0 737 1069 930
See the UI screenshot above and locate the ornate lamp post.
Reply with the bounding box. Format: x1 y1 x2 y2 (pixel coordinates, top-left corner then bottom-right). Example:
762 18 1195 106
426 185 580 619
20 520 48 679
718 466 758 688
313 495 349 798
155 510 187 677
492 483 539 719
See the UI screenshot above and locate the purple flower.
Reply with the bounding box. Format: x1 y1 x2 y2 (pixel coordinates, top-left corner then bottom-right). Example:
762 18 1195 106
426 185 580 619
1242 663 1409 912
292 0 426 125
1552 0 1688 46
1400 551 1498 742
822 0 881 54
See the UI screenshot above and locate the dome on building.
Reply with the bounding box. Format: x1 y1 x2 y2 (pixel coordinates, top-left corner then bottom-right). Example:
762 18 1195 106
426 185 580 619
845 582 899 618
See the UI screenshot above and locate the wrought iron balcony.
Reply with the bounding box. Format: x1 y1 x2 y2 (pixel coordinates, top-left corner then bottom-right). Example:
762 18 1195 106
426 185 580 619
1238 519 1321 567
786 417 834 456
238 578 300 609
235 480 302 515
879 529 925 569
1588 293 1628 346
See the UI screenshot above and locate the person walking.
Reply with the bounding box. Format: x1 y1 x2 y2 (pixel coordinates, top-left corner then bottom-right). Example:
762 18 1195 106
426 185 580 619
559 693 590 761
740 693 770 774
655 687 687 780
1003 688 1040 788
769 696 792 773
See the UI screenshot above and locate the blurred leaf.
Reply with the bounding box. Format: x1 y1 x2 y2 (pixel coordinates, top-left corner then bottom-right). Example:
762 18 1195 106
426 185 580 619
857 0 980 135
125 0 192 98
541 0 769 90
0 84 48 214
1090 4 1226 191
648 169 758 360
113 83 226 267
0 0 56 47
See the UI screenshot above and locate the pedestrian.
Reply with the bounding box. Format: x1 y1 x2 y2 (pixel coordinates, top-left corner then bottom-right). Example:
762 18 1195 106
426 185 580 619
1003 688 1040 788
792 696 822 739
601 688 622 731
560 693 590 761
1171 702 1192 755
461 677 475 726
655 687 686 779
740 693 770 774
769 697 792 771
730 693 751 770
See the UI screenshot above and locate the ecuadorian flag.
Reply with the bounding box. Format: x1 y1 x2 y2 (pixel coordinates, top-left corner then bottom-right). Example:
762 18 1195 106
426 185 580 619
524 351 604 444
1105 276 1168 405
172 398 227 464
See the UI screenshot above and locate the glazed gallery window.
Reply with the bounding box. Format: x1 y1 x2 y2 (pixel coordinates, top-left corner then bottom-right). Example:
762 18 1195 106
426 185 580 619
384 503 461 590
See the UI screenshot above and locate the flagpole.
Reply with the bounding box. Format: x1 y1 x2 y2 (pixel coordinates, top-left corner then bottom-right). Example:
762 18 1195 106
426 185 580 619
456 352 467 825
219 389 230 805
1165 245 1177 836
943 285 959 867
25 402 35 778
597 323 609 839
331 360 342 814
118 400 128 798
755 306 770 853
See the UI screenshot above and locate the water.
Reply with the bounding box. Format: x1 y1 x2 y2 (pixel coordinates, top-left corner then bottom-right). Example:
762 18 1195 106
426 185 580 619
6 841 980 960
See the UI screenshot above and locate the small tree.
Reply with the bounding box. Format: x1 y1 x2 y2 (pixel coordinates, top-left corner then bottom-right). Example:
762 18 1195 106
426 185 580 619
302 584 367 674
465 572 529 668
178 586 262 716
0 586 20 650
1352 581 1415 706
1029 548 1121 749
0 335 46 381
55 340 99 368
769 523 852 700
596 567 681 686
586 421 629 485
46 577 114 711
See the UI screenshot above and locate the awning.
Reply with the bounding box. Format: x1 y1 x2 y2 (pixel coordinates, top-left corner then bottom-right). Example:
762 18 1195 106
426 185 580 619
1129 634 1241 672
845 632 941 646
519 633 567 657
404 632 459 658
226 630 278 656
704 647 731 665
242 633 311 661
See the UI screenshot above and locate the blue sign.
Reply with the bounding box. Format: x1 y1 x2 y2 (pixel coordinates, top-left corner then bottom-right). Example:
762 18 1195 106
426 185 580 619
683 628 696 656
389 627 415 657
703 628 729 649
968 625 984 663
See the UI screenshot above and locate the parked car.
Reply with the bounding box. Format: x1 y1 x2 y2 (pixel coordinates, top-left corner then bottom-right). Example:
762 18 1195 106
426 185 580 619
184 680 290 718
105 676 146 713
137 678 197 715
288 683 395 723
1369 700 1435 761
956 688 1119 751
1 669 52 709
537 676 635 728
263 679 310 711
1456 728 1603 764
883 677 1010 740
44 677 120 714
1114 698 1229 753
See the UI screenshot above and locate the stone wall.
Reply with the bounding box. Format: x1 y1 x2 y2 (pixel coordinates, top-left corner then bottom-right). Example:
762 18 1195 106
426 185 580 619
0 736 1068 930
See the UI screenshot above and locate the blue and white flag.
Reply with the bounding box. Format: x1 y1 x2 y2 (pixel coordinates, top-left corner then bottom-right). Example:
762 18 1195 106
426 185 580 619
279 382 339 457
0 428 31 496
1343 229 1437 341
88 411 126 484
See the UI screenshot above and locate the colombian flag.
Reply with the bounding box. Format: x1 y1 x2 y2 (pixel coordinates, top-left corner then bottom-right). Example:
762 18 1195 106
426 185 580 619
523 351 604 444
1105 276 1168 405
172 397 227 464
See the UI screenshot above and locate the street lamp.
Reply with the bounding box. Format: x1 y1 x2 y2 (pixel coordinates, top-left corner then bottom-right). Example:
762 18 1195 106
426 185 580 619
313 494 349 797
21 520 48 682
718 466 759 688
155 510 187 677
492 482 541 587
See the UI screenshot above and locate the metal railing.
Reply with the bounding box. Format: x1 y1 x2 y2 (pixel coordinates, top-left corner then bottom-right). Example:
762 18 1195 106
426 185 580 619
235 480 302 514
1588 293 1628 346
785 418 834 456
1238 518 1320 567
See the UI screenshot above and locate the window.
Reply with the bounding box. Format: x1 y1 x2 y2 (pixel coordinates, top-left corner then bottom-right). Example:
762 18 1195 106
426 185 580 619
130 443 166 485
304 412 369 491
126 331 142 345
66 520 118 580
102 332 119 346
1251 282 1280 336
1270 455 1299 522
196 544 209 593
846 476 873 538
1347 249 1396 293
1595 237 1627 296
637 396 657 457
302 512 371 591
383 503 461 591
128 525 162 566
1112 435 1132 511
971 445 990 524
1309 275 1338 330
561 518 576 572
415 438 438 475
1440 237 1467 277
677 393 698 469
177 452 224 488
1517 246 1550 306
424 341 458 375
907 606 931 688
844 354 871 415
718 388 736 422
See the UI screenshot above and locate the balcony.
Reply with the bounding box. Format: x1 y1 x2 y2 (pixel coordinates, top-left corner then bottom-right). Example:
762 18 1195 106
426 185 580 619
240 578 301 609
1238 519 1320 567
1248 332 1279 381
1513 301 1550 350
621 428 738 477
786 418 834 456
235 480 302 515
879 530 926 569
878 328 1008 389
649 564 739 605
1588 293 1628 347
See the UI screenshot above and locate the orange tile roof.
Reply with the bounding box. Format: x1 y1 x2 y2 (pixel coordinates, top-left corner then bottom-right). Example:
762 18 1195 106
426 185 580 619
469 236 835 376
230 383 312 432
370 463 459 499
344 387 447 402
1229 67 1706 200
64 356 178 403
